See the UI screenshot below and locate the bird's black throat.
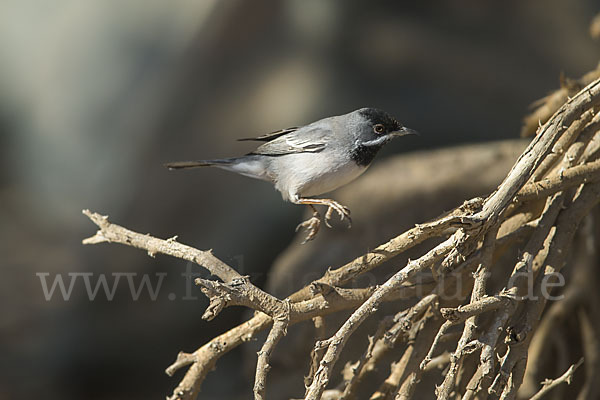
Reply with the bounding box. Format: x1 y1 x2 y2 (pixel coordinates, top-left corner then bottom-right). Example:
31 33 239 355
350 143 383 166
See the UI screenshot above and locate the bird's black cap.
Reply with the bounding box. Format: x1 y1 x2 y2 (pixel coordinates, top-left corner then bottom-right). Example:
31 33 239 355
358 108 403 133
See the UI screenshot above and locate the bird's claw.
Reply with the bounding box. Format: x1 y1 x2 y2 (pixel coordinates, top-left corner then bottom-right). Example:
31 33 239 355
296 215 321 244
324 202 352 228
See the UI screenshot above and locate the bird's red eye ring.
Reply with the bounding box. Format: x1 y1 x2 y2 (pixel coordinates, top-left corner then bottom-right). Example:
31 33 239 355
374 124 385 134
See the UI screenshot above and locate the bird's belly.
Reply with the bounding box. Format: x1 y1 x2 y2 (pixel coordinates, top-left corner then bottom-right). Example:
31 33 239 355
297 161 367 197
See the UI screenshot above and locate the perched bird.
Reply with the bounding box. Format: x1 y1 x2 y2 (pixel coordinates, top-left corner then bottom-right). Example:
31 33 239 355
165 108 417 243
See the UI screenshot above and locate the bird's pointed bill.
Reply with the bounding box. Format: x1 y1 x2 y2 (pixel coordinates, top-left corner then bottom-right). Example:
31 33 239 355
391 127 419 137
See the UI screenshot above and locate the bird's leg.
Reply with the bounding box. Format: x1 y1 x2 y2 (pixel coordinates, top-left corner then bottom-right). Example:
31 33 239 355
295 205 321 244
295 198 352 229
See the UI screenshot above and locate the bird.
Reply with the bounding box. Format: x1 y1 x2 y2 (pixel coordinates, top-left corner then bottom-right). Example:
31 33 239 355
165 108 417 243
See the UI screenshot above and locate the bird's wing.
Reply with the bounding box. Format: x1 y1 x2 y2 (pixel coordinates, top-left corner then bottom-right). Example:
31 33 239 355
237 127 299 142
248 125 330 156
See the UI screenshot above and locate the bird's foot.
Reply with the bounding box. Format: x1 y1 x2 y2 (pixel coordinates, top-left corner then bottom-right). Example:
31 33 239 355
324 201 352 228
296 213 321 244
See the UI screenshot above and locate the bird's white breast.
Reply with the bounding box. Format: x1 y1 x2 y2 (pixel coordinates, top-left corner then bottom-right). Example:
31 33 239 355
299 161 367 197
271 152 368 201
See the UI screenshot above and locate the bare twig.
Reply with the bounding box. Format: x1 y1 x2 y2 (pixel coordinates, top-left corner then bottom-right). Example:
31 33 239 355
289 198 483 303
339 320 390 400
514 158 600 203
432 224 500 399
474 78 600 225
521 65 600 137
530 109 595 181
304 235 458 399
490 183 600 398
458 193 564 398
82 209 243 283
194 277 286 321
528 358 583 400
254 301 290 400
370 312 442 400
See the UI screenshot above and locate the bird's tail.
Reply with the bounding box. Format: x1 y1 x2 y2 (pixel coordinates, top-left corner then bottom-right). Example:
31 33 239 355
163 158 237 170
164 155 269 181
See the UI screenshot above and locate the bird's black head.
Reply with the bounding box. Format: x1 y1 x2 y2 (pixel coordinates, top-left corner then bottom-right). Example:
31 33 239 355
349 108 417 166
358 108 403 136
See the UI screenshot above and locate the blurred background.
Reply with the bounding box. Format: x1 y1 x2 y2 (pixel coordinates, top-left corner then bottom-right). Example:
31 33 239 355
1 1 599 399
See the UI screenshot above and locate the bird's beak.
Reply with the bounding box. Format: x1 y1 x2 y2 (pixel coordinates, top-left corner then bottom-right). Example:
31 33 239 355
391 127 419 137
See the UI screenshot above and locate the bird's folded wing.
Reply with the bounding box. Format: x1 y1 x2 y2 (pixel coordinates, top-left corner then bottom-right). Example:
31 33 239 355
248 127 329 156
237 127 299 142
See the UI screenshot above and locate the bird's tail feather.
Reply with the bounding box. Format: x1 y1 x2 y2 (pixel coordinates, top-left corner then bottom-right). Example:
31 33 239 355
163 158 237 170
165 155 268 181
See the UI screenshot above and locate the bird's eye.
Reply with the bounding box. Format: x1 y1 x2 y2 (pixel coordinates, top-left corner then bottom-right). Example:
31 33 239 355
373 124 385 134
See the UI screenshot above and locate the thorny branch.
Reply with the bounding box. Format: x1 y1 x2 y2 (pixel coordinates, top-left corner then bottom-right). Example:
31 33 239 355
528 358 584 400
83 75 600 399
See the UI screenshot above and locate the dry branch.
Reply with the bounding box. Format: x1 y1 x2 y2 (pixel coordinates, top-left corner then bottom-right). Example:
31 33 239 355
304 234 459 400
529 358 583 400
521 64 600 137
82 76 600 400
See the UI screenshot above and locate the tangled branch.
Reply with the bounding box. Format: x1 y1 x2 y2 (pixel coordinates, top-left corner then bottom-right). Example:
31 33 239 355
84 76 600 399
